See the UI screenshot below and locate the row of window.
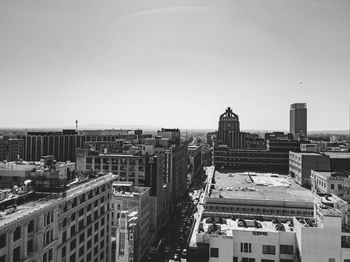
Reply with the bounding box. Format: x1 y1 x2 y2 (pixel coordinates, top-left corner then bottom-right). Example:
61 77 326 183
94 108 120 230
210 244 294 258
206 205 312 216
0 219 35 249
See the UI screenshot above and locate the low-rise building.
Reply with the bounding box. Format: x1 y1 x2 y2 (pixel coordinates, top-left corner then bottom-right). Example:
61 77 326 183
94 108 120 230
203 171 315 219
214 146 290 173
311 170 350 202
189 181 350 262
323 152 350 173
289 152 330 187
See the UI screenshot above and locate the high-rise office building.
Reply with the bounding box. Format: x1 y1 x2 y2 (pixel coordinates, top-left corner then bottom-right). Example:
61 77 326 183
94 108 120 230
217 107 246 149
290 103 307 141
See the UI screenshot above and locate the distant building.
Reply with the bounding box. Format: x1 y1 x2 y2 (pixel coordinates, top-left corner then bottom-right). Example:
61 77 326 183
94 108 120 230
300 143 319 152
214 145 290 173
323 152 350 173
19 129 150 162
290 103 307 141
217 107 246 149
206 132 217 147
188 145 203 185
266 139 301 153
289 152 330 187
0 136 24 161
112 182 150 262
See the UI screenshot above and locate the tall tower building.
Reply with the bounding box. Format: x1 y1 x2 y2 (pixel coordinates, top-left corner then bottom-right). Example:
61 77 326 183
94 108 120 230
217 107 246 149
290 103 307 141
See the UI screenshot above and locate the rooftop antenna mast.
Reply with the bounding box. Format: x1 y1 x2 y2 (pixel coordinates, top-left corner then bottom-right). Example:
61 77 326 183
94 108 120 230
76 120 78 133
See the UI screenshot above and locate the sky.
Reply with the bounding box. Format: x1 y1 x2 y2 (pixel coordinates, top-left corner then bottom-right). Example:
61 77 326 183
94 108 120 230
1 0 350 131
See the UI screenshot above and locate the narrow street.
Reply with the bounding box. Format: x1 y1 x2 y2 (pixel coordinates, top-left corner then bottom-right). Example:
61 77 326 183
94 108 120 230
144 167 210 262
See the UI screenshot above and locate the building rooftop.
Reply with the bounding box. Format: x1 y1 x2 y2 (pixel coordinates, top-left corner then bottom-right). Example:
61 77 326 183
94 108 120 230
200 216 294 236
0 173 115 228
209 171 314 203
313 171 349 180
323 152 350 159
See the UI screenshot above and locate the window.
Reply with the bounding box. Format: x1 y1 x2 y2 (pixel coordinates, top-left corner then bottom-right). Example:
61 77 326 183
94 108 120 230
280 245 293 254
28 220 34 233
0 234 6 249
79 246 84 257
210 248 219 258
242 258 255 262
62 246 66 258
49 249 53 261
262 245 275 255
261 260 274 262
0 255 5 262
241 243 252 253
329 259 335 262
280 260 293 262
70 253 76 262
233 257 238 262
70 239 76 250
62 231 67 242
79 233 84 243
331 184 334 189
13 246 21 262
27 240 34 253
71 225 76 237
14 227 21 241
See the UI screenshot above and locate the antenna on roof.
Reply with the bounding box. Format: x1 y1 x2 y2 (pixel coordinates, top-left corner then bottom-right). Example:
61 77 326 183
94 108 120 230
76 120 78 132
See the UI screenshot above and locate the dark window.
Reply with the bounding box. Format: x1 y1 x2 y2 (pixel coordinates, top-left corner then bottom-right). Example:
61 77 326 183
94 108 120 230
210 248 219 258
79 246 84 257
280 245 294 254
70 253 76 262
14 227 21 241
71 225 76 237
79 209 84 217
62 231 67 242
87 240 92 249
28 220 34 233
0 234 6 249
62 246 66 258
241 243 251 253
242 258 255 262
79 233 84 243
87 227 92 236
262 245 275 255
27 240 34 253
261 260 274 262
0 255 5 262
49 249 53 261
70 239 76 250
13 246 21 262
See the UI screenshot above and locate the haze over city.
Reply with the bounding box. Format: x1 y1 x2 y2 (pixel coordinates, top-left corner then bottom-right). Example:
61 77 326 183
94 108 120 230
1 0 350 130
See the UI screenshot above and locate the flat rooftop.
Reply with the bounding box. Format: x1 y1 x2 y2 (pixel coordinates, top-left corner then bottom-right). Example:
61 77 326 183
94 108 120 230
323 152 350 159
314 171 349 179
0 174 115 228
209 171 314 203
200 217 293 236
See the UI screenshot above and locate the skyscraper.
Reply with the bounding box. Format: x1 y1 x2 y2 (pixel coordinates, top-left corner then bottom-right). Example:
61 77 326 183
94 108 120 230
217 107 246 149
290 103 307 141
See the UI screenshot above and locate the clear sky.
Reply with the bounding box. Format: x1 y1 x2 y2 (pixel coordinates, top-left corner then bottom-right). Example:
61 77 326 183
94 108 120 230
1 0 350 131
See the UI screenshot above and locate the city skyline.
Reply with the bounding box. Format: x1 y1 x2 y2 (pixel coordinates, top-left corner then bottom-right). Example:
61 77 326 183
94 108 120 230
1 0 350 130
